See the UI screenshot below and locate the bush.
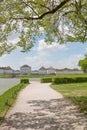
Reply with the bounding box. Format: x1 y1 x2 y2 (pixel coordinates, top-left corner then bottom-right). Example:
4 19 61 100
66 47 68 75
52 78 71 84
52 77 87 84
41 78 52 83
74 77 87 83
20 79 29 84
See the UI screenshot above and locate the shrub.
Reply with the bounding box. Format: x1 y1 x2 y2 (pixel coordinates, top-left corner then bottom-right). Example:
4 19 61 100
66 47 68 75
41 78 52 83
74 77 87 83
20 79 29 84
52 77 87 84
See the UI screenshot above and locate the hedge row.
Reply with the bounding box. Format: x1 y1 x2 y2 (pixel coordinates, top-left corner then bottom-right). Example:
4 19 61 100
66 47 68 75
20 78 29 84
52 77 87 84
41 77 87 84
41 78 52 83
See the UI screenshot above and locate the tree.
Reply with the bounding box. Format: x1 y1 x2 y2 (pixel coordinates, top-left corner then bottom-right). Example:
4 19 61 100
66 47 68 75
0 0 87 55
78 54 87 73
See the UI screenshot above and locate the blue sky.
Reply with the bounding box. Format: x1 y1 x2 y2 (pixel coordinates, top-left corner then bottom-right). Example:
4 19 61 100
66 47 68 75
0 38 87 70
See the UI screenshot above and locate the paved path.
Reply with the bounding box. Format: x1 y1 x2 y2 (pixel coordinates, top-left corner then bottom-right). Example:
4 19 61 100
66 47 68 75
0 81 87 130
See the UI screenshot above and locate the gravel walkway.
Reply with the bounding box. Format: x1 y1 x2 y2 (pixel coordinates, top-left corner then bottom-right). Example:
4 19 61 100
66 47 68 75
0 81 87 130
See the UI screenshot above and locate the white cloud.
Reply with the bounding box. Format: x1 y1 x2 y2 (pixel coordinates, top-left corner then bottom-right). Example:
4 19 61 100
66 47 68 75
85 48 87 53
8 33 20 45
37 39 68 52
20 39 69 69
21 55 51 69
21 54 83 70
39 27 44 33
20 39 84 70
56 54 84 69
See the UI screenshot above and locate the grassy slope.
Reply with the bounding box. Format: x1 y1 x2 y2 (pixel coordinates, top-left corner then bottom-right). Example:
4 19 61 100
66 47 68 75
51 83 87 114
0 83 28 123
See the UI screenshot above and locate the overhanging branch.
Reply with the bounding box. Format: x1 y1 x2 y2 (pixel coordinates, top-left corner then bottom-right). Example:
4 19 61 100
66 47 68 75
13 0 70 20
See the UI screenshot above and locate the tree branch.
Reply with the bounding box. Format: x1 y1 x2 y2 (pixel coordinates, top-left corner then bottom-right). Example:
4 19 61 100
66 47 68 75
27 0 51 11
21 0 39 16
62 10 75 16
13 0 70 20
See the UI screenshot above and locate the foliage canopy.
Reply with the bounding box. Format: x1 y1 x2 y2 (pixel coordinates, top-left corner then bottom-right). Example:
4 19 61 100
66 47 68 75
78 54 87 73
0 0 87 55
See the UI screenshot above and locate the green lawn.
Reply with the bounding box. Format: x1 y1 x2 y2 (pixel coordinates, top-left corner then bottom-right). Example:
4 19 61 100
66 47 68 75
0 74 56 78
51 82 87 114
0 73 87 79
0 74 13 78
56 73 87 78
18 74 56 78
0 83 28 123
18 74 87 78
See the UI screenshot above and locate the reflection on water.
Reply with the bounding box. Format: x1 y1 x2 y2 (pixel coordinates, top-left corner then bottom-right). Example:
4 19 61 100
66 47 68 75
0 78 40 95
30 78 40 82
0 78 20 95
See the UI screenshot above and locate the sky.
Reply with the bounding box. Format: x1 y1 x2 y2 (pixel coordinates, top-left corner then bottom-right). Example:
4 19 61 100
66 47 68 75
0 37 87 70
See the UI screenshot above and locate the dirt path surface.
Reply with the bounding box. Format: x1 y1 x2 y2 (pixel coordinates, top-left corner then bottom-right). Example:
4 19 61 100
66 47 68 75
0 81 87 130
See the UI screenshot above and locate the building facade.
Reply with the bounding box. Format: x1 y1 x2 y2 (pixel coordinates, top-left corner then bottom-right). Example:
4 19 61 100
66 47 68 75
31 70 39 74
0 65 83 75
0 66 13 74
47 66 56 74
56 68 83 74
20 65 31 75
0 68 4 74
38 67 47 74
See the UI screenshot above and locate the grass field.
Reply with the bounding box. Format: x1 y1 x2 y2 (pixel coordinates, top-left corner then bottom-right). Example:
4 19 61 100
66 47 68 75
0 74 13 78
18 73 87 79
55 73 87 78
1 73 87 79
51 82 87 114
18 74 56 78
0 74 56 78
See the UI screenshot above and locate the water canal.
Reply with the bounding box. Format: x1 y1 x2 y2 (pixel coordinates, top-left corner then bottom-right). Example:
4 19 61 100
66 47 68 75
0 78 40 95
0 78 20 95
